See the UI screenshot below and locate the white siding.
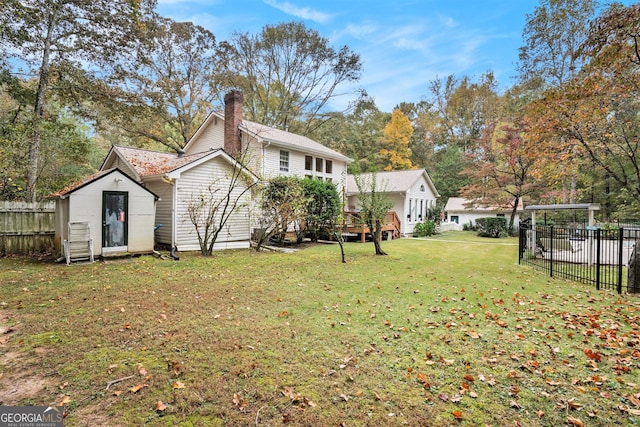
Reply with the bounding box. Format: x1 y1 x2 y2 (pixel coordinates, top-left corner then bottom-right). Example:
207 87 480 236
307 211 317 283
447 211 521 228
63 170 156 256
186 116 225 154
404 175 438 234
261 144 348 194
173 157 251 251
144 178 174 246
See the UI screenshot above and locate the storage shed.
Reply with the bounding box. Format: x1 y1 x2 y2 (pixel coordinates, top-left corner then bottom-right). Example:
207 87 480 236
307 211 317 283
53 168 158 262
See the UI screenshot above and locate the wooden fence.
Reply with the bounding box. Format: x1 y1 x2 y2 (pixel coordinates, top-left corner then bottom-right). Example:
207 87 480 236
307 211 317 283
0 201 56 254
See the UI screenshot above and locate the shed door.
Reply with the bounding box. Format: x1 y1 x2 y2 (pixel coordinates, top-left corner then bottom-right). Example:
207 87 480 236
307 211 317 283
102 191 128 250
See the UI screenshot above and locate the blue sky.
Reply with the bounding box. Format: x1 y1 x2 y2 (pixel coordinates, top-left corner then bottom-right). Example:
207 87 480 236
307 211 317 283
156 0 542 112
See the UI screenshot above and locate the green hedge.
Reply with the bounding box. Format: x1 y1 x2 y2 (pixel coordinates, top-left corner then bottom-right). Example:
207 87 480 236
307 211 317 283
475 217 508 238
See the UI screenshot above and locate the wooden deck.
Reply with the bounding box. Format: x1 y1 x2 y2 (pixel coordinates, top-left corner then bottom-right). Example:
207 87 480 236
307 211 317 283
343 211 402 243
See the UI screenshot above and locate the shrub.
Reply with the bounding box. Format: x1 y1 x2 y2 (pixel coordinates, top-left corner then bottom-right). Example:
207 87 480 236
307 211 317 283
413 220 437 237
476 217 508 238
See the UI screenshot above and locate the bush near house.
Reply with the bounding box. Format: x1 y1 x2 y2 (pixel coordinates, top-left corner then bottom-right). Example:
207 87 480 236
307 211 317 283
413 220 437 237
475 217 508 238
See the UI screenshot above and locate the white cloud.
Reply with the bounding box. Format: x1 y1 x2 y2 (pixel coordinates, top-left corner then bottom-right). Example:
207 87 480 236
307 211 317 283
263 0 332 24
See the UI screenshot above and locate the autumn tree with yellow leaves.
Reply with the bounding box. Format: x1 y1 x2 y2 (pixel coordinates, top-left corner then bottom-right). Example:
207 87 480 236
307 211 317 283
379 109 414 171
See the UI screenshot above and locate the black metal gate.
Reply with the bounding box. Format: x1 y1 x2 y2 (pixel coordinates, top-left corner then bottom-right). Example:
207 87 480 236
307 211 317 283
518 224 640 293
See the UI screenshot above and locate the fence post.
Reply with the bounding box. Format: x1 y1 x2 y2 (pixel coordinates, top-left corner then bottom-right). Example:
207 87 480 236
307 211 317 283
618 227 624 294
596 228 601 291
550 225 554 278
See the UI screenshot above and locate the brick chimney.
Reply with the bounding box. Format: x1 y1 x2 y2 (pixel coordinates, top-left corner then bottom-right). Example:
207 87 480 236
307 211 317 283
224 90 244 157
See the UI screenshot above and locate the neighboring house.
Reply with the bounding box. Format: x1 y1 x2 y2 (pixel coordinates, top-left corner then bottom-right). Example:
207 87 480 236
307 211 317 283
346 169 440 236
52 168 158 261
101 146 258 252
183 91 352 193
444 197 524 229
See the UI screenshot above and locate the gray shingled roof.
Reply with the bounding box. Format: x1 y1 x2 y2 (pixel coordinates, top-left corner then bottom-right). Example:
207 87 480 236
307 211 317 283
240 119 351 162
346 169 437 194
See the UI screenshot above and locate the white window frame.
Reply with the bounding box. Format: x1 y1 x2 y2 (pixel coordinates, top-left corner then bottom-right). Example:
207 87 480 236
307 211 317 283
279 150 290 172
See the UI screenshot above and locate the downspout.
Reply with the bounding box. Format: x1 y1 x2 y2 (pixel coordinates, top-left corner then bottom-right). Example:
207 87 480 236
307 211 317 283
165 175 180 260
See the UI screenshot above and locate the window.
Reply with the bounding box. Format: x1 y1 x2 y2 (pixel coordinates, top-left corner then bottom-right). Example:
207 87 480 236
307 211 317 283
305 155 312 171
325 160 333 174
316 157 323 172
280 150 290 172
420 184 425 192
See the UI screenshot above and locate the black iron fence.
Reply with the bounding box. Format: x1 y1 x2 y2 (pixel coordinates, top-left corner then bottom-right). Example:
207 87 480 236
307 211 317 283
518 224 640 293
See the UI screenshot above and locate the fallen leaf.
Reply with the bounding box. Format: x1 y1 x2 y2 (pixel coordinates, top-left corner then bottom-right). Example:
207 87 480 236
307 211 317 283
233 393 247 411
451 410 463 419
129 383 147 393
567 416 584 426
155 401 167 412
172 381 185 389
583 348 601 362
58 395 72 405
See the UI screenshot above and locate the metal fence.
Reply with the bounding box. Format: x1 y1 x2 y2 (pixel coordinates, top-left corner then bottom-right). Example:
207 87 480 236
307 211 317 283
518 224 640 293
0 200 56 254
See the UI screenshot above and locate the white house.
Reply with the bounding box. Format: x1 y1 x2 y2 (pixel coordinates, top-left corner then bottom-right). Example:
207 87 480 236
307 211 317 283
346 169 440 236
101 147 258 252
53 168 158 261
183 91 352 193
97 90 351 252
444 197 524 229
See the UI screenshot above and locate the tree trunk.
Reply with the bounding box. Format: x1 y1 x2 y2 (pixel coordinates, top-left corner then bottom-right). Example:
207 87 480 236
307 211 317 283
333 229 346 263
509 196 520 236
372 220 387 256
27 10 56 202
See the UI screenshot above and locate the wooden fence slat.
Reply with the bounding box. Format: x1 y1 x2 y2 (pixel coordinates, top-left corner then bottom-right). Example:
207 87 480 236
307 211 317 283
0 201 56 254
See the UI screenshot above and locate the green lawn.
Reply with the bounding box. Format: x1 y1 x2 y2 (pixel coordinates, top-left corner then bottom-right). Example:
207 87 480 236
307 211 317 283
1 232 639 426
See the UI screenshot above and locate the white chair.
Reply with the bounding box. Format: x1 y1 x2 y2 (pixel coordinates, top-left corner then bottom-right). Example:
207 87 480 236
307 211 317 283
63 222 94 265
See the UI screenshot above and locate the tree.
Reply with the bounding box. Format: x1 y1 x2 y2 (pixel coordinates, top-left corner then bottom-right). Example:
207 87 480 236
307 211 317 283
461 120 537 233
536 3 640 206
185 151 258 256
301 178 341 242
517 0 598 203
310 92 389 173
518 0 597 88
254 176 307 251
353 172 393 256
214 21 362 135
301 177 346 262
379 109 414 171
0 74 97 200
0 0 155 201
103 17 217 152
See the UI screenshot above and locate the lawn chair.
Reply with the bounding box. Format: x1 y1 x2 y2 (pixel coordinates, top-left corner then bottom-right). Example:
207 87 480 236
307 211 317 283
63 221 94 265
